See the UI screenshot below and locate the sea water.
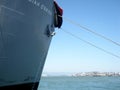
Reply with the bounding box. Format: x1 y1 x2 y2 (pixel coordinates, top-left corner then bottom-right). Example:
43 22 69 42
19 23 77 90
38 76 120 90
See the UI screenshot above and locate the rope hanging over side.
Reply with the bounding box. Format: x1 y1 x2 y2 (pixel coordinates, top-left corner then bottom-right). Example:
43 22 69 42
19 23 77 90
58 15 120 47
61 28 120 59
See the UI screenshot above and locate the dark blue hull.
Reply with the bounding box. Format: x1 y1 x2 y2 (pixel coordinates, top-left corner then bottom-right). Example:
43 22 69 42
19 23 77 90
0 0 54 89
0 82 39 90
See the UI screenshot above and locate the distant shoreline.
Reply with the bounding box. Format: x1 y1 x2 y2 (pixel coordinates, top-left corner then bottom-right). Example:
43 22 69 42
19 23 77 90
42 72 120 77
72 72 120 77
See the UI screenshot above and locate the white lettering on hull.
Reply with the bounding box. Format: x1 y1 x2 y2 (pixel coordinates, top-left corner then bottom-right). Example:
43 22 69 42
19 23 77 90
28 0 52 16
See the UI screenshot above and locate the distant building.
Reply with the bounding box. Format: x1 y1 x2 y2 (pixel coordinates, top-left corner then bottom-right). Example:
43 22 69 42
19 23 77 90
72 72 120 77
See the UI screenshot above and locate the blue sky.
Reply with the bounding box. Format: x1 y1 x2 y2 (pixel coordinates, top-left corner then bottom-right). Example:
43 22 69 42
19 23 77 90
43 0 120 73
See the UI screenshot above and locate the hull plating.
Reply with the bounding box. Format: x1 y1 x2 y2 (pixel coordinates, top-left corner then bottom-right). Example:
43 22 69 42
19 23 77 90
0 0 54 89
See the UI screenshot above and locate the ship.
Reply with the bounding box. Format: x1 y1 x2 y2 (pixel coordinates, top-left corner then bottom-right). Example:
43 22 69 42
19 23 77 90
0 0 63 90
